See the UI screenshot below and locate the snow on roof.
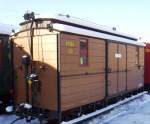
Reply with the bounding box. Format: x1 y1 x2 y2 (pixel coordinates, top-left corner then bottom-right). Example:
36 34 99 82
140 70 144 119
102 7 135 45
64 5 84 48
0 23 16 35
53 23 145 46
19 14 144 46
36 14 137 40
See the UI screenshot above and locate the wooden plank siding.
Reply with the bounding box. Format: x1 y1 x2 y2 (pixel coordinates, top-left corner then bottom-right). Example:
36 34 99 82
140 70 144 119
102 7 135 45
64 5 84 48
13 30 58 111
118 72 126 92
108 72 118 95
108 43 118 72
13 36 31 103
127 45 138 70
60 33 106 111
118 44 127 92
118 44 126 71
138 47 144 88
139 47 144 67
108 43 127 96
127 45 143 90
108 43 118 96
61 74 105 111
32 34 58 110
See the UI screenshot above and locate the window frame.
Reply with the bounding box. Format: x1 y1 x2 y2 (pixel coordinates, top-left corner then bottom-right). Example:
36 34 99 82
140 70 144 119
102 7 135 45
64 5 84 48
79 38 88 66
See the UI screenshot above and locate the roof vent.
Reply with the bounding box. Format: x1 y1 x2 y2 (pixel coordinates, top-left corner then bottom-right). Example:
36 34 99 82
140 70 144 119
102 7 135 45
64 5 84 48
58 14 70 18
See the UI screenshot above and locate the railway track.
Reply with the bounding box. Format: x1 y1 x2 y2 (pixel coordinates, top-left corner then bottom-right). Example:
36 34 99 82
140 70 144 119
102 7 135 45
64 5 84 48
61 91 148 124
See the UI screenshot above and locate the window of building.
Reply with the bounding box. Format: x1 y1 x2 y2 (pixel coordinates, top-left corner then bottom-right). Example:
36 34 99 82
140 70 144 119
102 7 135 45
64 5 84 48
80 39 88 66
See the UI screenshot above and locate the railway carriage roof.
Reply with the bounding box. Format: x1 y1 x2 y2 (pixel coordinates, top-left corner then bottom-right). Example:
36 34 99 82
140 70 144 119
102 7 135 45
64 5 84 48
0 23 16 35
20 14 145 46
49 15 137 39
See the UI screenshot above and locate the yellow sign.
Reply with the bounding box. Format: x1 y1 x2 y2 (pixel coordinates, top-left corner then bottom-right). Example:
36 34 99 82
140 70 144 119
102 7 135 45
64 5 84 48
65 41 76 47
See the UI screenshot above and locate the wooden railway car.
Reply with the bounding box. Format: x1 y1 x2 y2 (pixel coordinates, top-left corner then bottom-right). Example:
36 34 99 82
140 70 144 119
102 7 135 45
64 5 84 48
11 13 145 123
144 42 150 90
0 23 14 112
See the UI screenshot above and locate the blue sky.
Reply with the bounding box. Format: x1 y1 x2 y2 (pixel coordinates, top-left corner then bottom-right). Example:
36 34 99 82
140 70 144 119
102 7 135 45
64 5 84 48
1 0 150 41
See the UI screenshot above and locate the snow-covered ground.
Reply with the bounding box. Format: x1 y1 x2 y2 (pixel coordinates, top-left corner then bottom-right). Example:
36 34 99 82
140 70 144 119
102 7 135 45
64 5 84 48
84 93 150 124
1 93 150 124
0 114 40 124
106 99 150 124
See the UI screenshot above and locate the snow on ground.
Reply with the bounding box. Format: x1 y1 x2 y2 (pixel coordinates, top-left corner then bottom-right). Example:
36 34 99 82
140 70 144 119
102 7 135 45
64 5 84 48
1 93 150 124
83 94 150 124
106 100 150 124
0 114 40 124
